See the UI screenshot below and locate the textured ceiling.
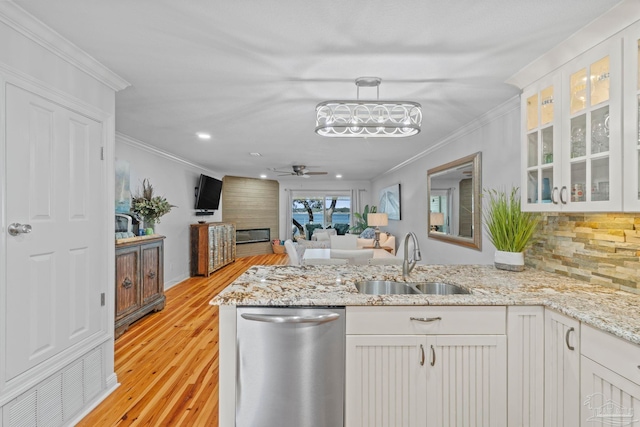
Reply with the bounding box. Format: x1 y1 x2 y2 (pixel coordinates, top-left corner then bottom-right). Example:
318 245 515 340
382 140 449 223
15 0 622 181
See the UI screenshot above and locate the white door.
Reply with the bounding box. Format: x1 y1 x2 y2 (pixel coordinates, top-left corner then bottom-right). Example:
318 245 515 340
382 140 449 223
5 84 105 380
581 356 640 426
544 310 580 427
345 335 428 427
428 335 507 427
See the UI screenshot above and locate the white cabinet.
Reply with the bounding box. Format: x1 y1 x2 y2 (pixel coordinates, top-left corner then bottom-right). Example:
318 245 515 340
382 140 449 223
545 309 580 427
580 325 640 426
506 306 545 427
345 306 507 427
522 37 623 212
623 21 640 211
345 335 428 426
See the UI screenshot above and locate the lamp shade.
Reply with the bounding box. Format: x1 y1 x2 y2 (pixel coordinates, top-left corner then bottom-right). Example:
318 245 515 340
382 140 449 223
368 213 389 227
430 212 445 226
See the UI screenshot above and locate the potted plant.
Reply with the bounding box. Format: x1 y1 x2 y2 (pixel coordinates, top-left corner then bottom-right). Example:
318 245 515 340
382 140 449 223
131 179 175 234
483 187 538 271
350 205 376 235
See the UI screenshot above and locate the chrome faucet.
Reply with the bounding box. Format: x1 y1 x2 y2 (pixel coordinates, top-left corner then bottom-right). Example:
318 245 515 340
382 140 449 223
402 232 422 280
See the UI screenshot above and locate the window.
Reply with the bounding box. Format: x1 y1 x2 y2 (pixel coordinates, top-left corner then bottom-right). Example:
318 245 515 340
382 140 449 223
291 194 351 239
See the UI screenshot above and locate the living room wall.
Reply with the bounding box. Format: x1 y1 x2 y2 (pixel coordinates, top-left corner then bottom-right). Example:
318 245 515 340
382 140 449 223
116 133 223 289
371 96 521 264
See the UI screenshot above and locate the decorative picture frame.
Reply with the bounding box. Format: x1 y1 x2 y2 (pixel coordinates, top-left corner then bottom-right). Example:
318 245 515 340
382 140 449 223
379 183 401 220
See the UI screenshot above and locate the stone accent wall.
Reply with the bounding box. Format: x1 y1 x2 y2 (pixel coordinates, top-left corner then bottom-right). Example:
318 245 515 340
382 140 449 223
526 213 640 293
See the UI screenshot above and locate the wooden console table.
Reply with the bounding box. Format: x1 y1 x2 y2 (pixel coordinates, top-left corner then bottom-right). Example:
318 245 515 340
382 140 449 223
115 235 165 338
190 222 236 276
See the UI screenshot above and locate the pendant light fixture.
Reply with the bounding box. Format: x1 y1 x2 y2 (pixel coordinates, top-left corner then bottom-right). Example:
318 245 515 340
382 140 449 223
315 77 422 138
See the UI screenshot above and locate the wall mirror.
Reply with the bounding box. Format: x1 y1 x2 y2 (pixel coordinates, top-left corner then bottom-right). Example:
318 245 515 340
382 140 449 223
427 152 482 250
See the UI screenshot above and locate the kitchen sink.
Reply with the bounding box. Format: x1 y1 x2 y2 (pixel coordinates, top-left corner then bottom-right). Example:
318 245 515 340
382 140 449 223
414 282 470 295
355 280 421 295
355 280 469 295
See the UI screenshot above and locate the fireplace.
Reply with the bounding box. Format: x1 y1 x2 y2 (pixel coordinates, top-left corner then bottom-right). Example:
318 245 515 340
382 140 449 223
236 228 271 245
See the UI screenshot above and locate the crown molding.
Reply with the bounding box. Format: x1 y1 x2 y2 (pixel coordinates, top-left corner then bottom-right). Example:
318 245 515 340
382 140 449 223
0 1 130 91
507 0 640 89
116 132 218 175
380 96 519 178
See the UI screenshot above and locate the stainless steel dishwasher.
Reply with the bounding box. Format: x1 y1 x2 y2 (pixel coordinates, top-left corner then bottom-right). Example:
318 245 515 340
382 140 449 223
236 307 345 427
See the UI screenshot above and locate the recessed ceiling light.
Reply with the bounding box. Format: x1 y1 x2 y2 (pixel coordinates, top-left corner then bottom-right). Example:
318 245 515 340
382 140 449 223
336 174 343 179
250 152 262 157
196 132 211 140
260 174 267 179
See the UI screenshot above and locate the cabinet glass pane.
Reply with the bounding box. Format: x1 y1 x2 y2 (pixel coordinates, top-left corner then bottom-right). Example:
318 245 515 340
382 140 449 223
591 157 610 201
526 94 538 131
637 151 640 200
527 170 538 204
637 95 640 146
570 115 587 158
590 56 610 106
570 68 587 114
540 86 554 125
541 168 553 203
570 162 586 203
542 127 553 164
527 132 538 167
591 106 610 154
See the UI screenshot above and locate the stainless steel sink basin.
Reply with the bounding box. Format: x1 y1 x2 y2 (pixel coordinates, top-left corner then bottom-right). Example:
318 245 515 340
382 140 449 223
355 280 420 295
355 280 470 295
414 282 470 295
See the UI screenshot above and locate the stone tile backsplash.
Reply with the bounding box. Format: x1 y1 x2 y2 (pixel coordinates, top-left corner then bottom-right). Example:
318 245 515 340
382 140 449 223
526 213 640 293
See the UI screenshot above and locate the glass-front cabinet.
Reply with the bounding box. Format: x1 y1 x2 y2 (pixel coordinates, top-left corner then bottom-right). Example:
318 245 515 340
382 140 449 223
521 37 623 212
522 76 561 211
623 22 640 211
562 39 622 211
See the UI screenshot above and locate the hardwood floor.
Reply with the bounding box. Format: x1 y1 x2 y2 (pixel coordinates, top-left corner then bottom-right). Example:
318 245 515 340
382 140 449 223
78 254 289 426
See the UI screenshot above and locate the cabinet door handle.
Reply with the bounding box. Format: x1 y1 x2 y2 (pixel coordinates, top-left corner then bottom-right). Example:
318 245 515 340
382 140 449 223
551 187 559 204
410 316 442 323
565 327 575 351
560 186 568 204
148 271 156 279
122 277 132 289
419 344 425 366
430 345 436 366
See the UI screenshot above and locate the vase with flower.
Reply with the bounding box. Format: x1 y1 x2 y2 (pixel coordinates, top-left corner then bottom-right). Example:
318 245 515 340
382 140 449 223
131 179 176 234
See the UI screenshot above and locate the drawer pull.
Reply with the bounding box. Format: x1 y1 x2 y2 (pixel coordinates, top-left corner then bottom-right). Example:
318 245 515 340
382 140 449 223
410 316 442 323
122 277 132 289
419 344 425 366
566 327 575 351
430 345 436 366
148 271 156 279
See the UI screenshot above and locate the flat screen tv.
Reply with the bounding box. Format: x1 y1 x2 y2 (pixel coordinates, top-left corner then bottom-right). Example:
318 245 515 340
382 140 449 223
194 174 223 212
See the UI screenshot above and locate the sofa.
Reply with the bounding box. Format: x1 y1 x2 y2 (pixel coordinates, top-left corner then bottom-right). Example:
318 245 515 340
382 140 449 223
298 231 396 255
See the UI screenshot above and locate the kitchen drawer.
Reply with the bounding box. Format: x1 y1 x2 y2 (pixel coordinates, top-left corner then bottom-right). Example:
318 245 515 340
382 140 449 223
582 324 640 383
346 306 506 335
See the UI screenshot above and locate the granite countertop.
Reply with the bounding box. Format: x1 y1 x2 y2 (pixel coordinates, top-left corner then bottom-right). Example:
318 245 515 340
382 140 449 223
210 264 640 345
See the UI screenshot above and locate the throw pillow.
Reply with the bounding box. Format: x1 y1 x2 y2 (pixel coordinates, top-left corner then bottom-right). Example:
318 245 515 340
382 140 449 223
359 227 376 239
316 232 330 241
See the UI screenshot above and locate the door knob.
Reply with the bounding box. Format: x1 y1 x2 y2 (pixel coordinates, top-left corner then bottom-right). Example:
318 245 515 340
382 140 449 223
8 223 32 236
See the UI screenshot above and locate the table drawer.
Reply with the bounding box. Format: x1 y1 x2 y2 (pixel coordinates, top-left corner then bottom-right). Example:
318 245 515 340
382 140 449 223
346 306 506 335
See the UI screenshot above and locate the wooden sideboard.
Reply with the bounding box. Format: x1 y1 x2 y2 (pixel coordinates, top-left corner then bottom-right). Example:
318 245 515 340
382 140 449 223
190 222 236 276
115 235 165 338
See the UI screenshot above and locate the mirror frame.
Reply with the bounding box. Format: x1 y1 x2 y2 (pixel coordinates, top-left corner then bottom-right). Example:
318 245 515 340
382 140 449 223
427 152 482 250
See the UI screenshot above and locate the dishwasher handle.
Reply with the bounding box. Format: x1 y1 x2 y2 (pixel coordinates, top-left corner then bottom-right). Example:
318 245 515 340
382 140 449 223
240 312 340 324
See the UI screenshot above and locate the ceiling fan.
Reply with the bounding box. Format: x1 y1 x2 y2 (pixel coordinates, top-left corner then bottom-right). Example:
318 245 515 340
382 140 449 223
273 165 328 178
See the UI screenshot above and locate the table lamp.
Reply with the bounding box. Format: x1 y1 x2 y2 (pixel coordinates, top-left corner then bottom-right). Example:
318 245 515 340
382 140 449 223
430 212 445 231
367 213 388 248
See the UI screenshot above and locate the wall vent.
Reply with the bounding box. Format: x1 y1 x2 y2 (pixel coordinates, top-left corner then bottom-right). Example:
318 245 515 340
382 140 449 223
5 345 104 426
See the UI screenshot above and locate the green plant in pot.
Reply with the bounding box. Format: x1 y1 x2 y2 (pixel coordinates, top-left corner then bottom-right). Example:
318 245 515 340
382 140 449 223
350 205 377 234
483 187 538 271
